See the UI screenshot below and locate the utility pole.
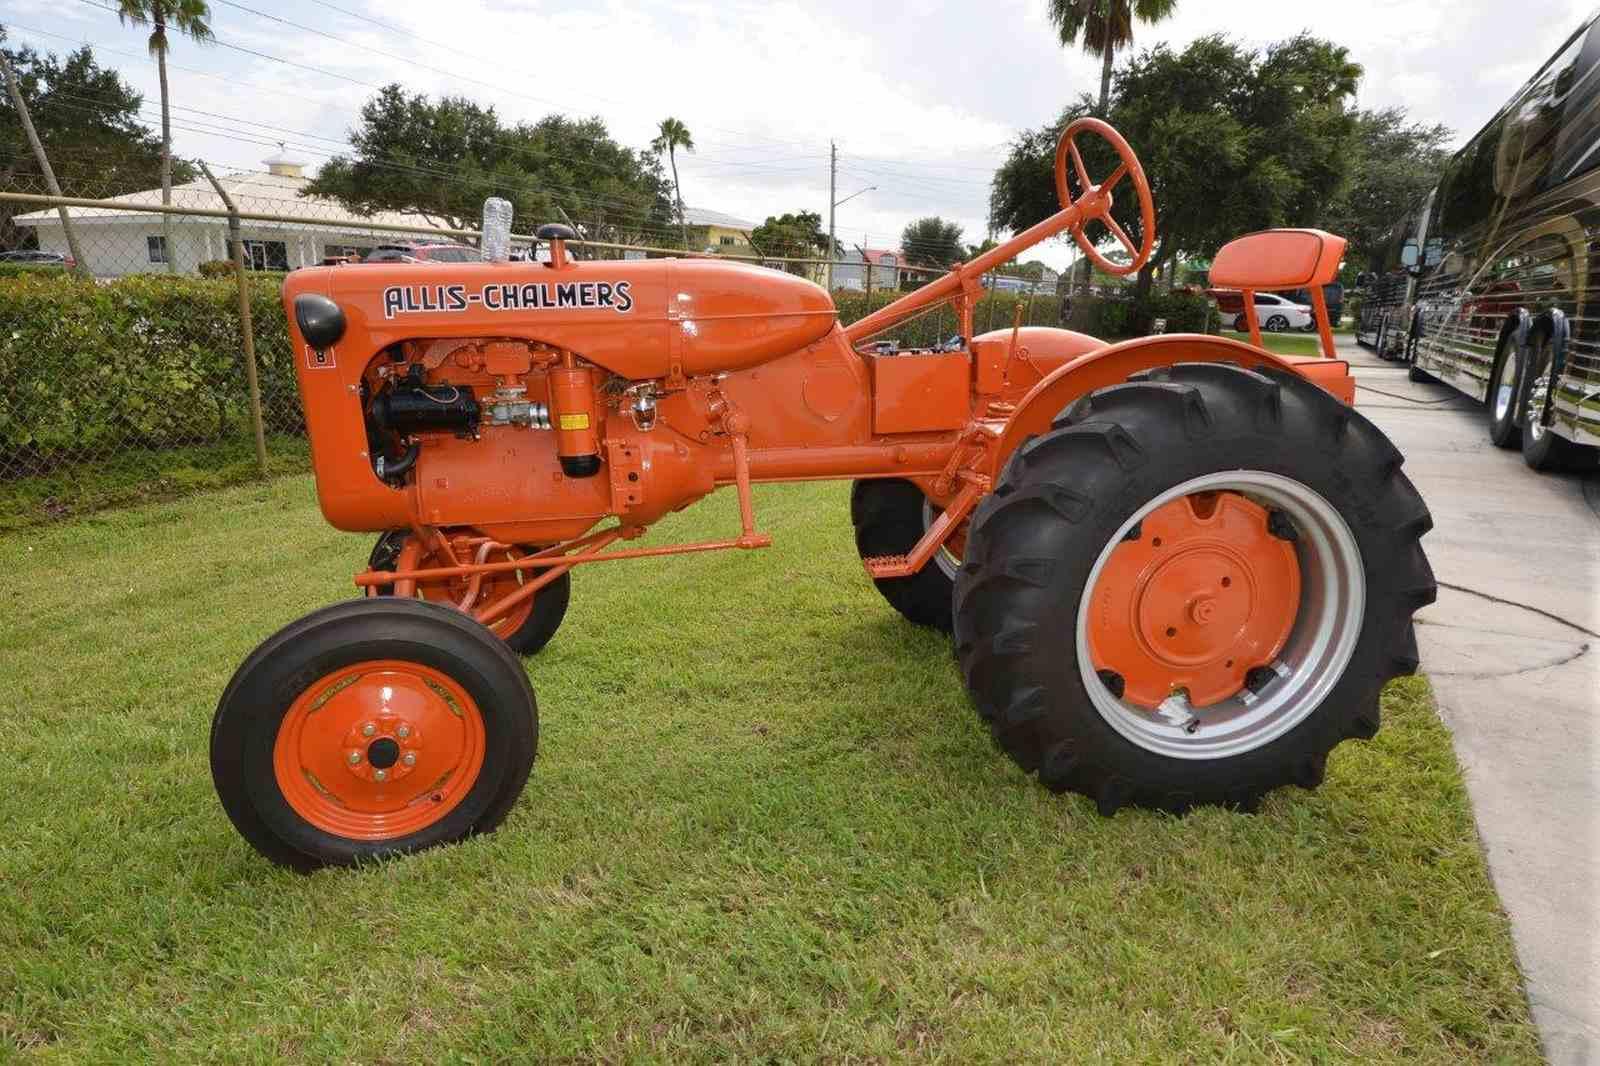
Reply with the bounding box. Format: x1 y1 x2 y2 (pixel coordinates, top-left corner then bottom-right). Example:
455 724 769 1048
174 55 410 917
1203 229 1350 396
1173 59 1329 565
0 46 90 278
827 140 837 292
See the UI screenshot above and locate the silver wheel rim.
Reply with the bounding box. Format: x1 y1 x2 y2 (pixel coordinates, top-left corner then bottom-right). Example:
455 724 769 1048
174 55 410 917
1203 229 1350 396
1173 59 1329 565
1527 363 1550 442
1267 316 1287 332
921 499 962 580
1074 471 1366 761
1493 351 1517 422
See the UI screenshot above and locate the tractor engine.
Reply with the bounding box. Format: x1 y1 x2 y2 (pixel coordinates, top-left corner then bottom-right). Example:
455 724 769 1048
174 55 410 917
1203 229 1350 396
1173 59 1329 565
355 337 710 546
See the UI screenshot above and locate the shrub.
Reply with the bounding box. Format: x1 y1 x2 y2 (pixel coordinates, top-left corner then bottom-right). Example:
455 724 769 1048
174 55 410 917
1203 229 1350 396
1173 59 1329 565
198 259 237 278
0 272 294 473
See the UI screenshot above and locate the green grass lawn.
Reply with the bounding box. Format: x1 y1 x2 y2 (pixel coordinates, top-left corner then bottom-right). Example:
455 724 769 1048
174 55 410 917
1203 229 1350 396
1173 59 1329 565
1221 329 1328 357
0 477 1537 1061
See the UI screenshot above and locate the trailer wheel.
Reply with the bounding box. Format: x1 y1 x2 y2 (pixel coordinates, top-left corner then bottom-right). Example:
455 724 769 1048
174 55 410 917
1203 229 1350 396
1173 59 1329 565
211 598 537 871
954 362 1435 814
851 479 958 631
370 531 571 656
1519 327 1597 472
1486 335 1522 448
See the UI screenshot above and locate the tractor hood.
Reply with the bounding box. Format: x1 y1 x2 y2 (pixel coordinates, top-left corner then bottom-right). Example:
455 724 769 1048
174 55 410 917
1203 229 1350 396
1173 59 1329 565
285 256 838 381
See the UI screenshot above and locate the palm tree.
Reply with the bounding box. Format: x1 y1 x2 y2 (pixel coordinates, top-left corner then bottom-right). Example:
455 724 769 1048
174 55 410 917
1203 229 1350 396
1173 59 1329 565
116 0 212 272
651 117 694 249
1046 0 1177 114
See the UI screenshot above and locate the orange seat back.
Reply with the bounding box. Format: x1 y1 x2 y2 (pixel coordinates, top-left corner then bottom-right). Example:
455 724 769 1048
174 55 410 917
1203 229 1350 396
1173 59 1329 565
1208 229 1347 359
1209 229 1346 291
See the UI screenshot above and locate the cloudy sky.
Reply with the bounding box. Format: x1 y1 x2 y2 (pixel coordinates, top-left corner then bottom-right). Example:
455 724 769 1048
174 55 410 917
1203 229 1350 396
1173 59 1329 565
4 0 1597 269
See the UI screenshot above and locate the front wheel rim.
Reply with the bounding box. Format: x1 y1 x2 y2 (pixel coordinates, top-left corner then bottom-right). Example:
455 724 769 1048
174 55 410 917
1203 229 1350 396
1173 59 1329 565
1076 471 1365 760
273 659 487 839
1493 351 1517 422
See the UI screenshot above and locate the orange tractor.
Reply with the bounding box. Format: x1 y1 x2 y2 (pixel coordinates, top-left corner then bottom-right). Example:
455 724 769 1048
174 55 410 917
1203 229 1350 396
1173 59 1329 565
213 120 1436 870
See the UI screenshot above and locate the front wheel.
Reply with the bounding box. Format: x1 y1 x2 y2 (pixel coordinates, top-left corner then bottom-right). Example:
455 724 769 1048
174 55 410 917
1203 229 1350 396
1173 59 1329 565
1264 314 1289 332
371 531 571 656
211 598 538 870
851 479 959 631
955 362 1436 813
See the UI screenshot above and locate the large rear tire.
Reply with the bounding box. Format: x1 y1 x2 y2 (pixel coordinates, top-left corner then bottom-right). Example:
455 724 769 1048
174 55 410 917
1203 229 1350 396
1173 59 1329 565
954 362 1435 814
1519 321 1598 472
211 598 538 871
851 479 958 632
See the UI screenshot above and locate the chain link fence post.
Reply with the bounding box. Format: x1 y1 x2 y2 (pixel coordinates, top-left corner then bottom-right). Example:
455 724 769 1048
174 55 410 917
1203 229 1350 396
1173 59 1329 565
199 162 268 477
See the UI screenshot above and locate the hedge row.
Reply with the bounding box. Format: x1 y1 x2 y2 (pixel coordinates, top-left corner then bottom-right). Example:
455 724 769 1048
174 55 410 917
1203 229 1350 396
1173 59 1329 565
0 272 299 473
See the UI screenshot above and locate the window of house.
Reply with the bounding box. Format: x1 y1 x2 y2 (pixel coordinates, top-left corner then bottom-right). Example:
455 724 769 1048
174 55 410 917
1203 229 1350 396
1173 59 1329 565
147 235 168 264
243 240 289 271
719 235 736 246
324 244 372 258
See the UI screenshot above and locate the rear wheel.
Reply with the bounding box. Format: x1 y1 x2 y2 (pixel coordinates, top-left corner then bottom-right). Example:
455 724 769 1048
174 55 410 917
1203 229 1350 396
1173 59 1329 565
371 531 570 656
954 362 1435 813
211 598 538 870
851 479 959 631
1265 314 1289 332
1520 325 1597 472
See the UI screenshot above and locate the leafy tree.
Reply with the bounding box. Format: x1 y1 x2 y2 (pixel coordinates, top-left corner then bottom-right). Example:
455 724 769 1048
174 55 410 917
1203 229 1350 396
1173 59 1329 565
990 34 1361 295
901 216 965 267
1323 107 1452 272
305 85 672 243
0 42 186 250
751 210 827 258
652 117 694 248
115 0 212 271
1046 0 1178 114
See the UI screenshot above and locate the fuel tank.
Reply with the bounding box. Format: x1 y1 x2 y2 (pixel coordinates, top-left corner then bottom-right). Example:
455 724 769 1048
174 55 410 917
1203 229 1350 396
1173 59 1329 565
287 256 838 380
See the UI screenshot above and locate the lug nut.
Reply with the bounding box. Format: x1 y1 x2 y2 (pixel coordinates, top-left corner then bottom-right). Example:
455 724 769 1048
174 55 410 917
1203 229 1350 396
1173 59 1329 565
396 724 411 740
362 722 376 737
402 752 417 767
374 769 388 782
347 751 361 765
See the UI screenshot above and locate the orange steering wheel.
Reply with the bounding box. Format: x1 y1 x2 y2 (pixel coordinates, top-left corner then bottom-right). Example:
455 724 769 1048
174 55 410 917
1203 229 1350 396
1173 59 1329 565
1055 117 1156 276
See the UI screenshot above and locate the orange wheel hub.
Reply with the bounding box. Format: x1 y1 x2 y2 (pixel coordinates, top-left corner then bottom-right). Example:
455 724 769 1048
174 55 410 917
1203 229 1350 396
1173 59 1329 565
1087 492 1300 709
273 659 486 840
393 537 536 637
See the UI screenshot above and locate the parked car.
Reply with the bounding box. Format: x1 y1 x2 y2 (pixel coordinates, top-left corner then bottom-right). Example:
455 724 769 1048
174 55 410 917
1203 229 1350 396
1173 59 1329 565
362 241 479 264
1217 291 1314 332
0 249 74 269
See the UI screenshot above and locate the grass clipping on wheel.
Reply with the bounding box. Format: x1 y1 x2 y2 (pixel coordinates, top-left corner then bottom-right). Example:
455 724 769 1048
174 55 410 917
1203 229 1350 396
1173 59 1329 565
0 477 1537 1061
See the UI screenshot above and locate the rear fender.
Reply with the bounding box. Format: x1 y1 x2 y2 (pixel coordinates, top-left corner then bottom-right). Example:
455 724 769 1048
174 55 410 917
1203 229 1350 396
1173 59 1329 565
989 333 1354 477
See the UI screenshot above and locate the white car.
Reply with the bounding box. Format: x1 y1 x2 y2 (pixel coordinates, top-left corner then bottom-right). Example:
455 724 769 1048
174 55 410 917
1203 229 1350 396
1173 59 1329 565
1220 292 1315 332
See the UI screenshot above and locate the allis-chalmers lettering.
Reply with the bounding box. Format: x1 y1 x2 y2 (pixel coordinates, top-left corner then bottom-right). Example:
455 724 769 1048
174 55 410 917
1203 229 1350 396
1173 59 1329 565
382 280 635 319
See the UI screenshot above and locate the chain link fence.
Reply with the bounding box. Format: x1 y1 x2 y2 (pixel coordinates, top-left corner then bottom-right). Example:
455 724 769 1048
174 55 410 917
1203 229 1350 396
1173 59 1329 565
0 175 1069 532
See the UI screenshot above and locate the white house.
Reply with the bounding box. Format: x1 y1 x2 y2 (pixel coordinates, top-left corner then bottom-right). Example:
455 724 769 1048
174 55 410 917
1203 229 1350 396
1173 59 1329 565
11 151 457 277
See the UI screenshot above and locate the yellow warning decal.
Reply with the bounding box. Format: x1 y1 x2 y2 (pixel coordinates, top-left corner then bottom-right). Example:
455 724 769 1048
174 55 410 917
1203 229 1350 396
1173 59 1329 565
558 412 590 431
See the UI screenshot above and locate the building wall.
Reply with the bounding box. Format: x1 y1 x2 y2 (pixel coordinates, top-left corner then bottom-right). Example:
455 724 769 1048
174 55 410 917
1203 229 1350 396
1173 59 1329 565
25 220 391 277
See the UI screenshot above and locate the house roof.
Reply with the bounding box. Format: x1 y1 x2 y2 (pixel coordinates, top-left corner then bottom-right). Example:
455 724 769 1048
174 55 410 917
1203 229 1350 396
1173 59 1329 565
681 206 756 230
860 247 904 266
12 166 449 233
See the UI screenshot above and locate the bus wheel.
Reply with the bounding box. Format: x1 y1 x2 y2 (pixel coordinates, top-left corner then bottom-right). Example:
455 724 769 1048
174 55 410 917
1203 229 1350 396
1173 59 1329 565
1520 333 1595 472
1486 337 1522 449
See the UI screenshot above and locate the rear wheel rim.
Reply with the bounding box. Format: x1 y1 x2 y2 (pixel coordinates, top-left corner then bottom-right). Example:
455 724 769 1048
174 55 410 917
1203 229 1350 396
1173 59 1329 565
1076 471 1365 760
273 659 487 839
1526 359 1551 442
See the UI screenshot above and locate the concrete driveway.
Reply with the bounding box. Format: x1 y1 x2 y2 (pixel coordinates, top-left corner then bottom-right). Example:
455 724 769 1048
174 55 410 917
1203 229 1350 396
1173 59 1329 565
1339 337 1600 1063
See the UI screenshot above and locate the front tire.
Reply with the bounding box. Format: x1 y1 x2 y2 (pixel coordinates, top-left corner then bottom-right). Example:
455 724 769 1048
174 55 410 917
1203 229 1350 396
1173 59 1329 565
954 362 1435 814
851 479 958 631
1486 335 1522 449
211 599 538 871
371 531 571 656
1265 314 1289 332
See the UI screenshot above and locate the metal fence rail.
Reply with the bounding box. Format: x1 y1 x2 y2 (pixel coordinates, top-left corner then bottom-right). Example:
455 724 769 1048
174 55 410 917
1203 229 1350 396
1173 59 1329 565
0 186 1066 531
